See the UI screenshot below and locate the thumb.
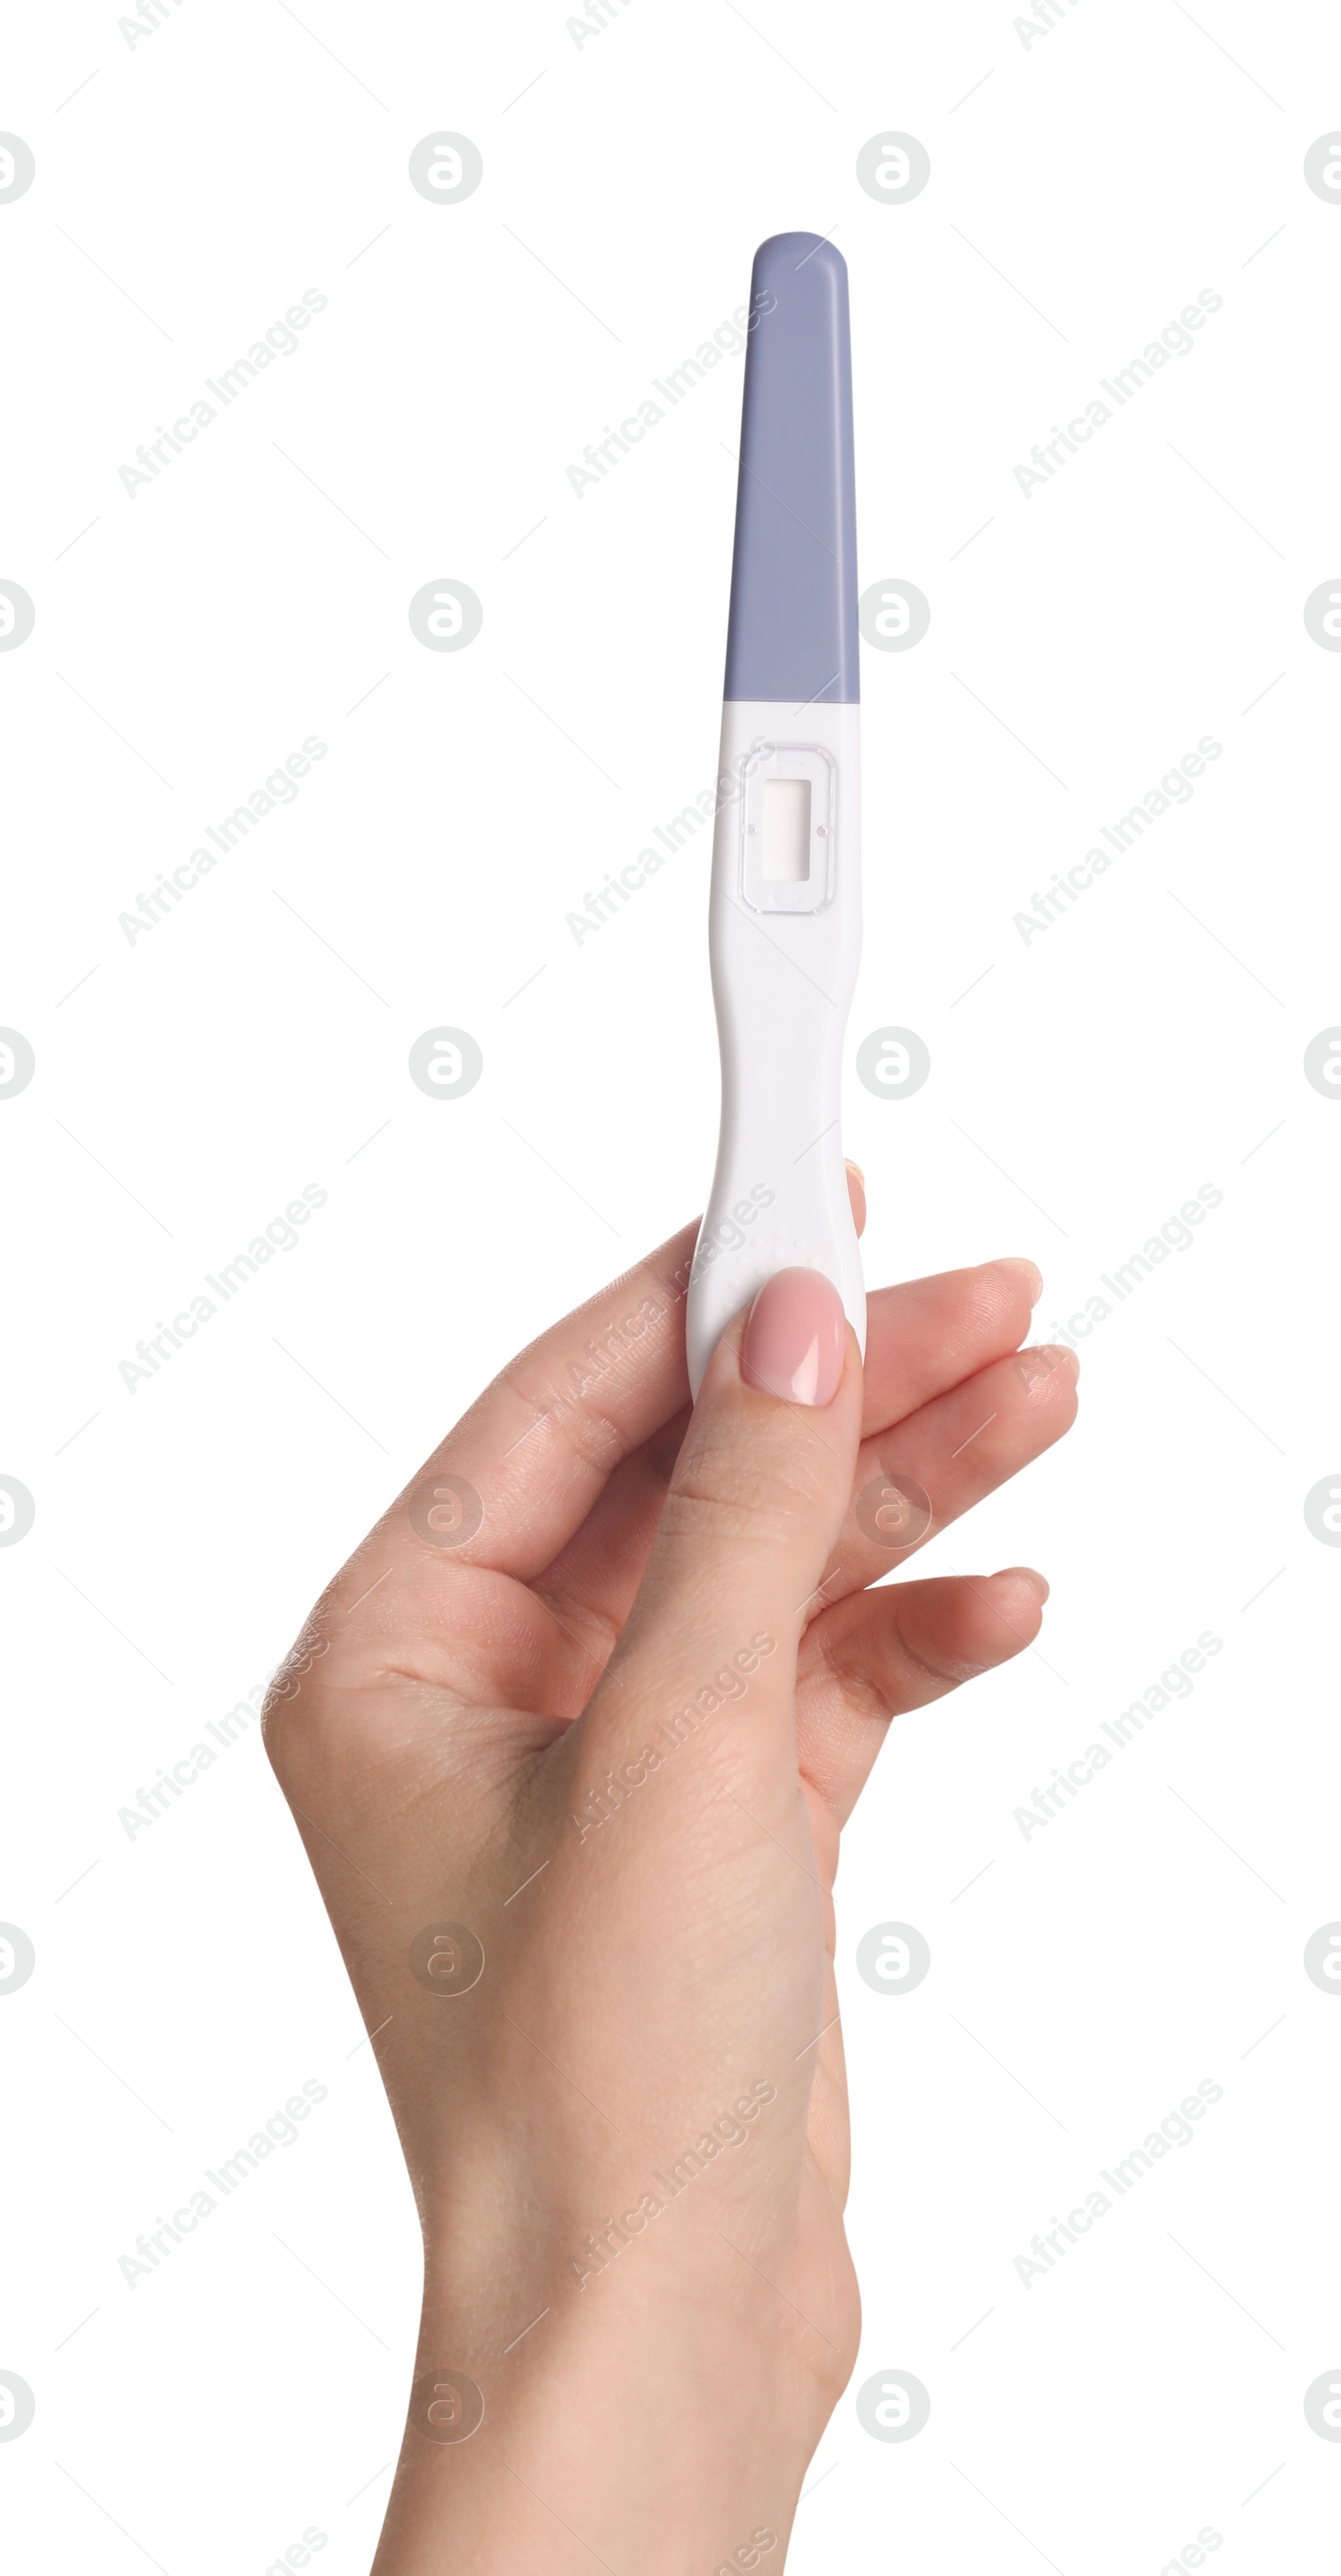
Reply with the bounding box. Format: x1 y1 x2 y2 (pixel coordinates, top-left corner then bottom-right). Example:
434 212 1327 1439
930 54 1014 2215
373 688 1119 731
584 1268 862 1749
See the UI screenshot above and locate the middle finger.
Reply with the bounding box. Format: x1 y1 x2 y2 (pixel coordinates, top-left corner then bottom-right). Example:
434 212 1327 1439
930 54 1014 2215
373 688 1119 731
810 1340 1080 1615
531 1262 1051 1654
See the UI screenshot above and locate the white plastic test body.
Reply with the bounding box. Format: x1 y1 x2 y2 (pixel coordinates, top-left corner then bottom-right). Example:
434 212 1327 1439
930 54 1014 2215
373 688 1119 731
686 236 865 1397
686 699 863 1393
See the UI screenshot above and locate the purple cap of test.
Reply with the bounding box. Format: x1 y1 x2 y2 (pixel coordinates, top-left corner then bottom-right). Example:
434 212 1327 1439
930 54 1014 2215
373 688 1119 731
723 232 859 707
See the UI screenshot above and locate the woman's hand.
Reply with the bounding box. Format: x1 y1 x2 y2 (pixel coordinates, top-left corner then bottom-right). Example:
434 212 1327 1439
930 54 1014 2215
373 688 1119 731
263 1192 1077 2573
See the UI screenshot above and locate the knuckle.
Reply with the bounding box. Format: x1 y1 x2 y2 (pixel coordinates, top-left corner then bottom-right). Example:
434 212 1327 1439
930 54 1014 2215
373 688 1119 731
498 1362 627 1481
664 1418 835 1547
261 1611 334 1765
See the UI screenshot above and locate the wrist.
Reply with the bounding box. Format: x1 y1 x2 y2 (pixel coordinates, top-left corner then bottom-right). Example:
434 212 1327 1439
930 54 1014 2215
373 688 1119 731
370 2241 829 2574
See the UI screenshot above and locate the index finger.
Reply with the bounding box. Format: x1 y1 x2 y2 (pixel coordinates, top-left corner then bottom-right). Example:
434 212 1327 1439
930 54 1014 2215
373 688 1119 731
369 1174 869 1587
347 1211 1034 1598
389 1221 697 1578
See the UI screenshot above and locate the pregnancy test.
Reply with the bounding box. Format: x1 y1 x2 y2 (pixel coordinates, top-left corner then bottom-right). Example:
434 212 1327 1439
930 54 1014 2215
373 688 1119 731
686 231 864 1397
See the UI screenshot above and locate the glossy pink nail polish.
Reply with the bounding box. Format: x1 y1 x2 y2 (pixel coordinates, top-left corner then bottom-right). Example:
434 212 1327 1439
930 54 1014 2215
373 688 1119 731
741 1267 847 1407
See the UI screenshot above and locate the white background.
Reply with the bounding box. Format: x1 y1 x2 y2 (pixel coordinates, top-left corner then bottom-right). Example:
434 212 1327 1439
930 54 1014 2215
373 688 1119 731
3 2 1340 2569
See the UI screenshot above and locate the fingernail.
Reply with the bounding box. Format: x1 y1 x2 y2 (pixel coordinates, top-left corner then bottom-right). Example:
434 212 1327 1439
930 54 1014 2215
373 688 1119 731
844 1158 865 1189
742 1267 847 1407
998 1257 1043 1306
